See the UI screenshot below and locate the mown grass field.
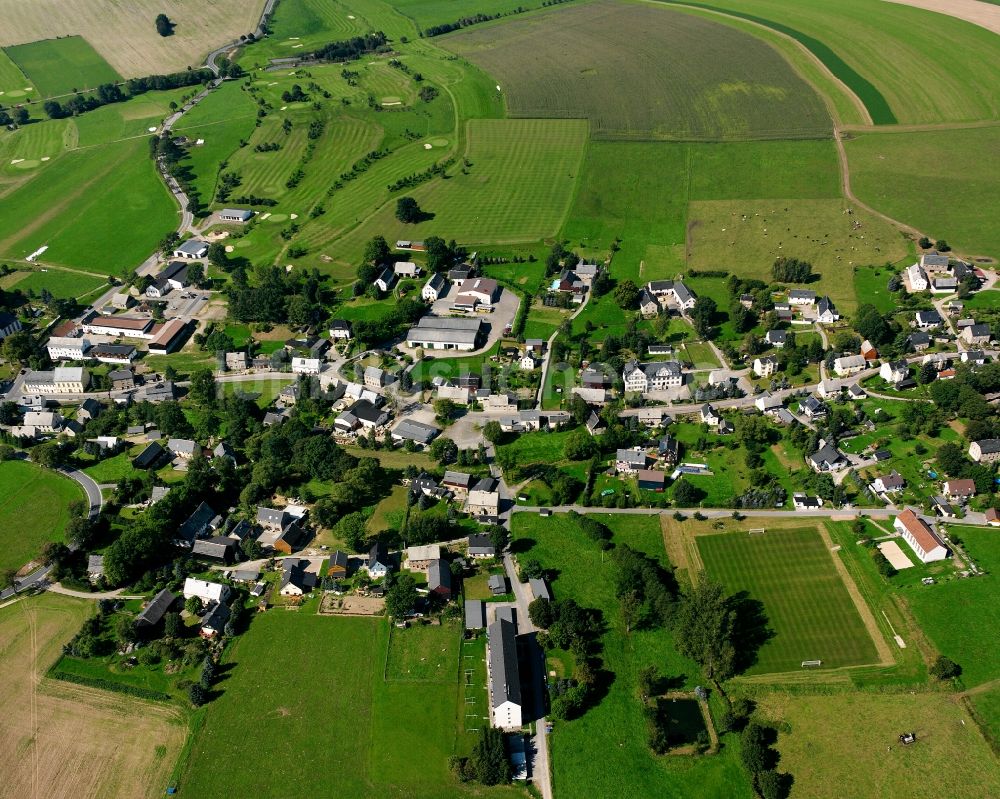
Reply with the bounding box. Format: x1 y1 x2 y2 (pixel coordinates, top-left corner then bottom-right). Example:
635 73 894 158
444 0 831 141
335 118 588 256
757 691 1000 797
673 0 1000 125
697 527 879 673
240 0 370 64
385 618 461 682
0 0 266 78
845 126 1000 260
0 47 34 99
175 612 521 798
0 594 187 799
904 526 1000 689
0 267 106 299
4 36 120 97
0 460 84 574
511 512 753 798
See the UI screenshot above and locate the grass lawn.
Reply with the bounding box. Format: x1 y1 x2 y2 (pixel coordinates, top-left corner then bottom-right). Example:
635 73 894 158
221 377 292 409
367 484 409 533
343 445 437 471
681 341 720 369
904 526 1000 688
970 684 1000 755
174 611 522 798
697 527 879 673
81 449 142 483
0 267 106 299
852 264 903 314
0 459 84 573
385 618 461 682
758 691 1000 797
846 126 1000 260
4 36 120 97
444 1 830 140
511 512 752 798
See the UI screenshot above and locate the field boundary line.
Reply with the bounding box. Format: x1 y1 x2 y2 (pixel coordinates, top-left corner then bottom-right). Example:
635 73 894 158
650 0 872 127
815 523 894 666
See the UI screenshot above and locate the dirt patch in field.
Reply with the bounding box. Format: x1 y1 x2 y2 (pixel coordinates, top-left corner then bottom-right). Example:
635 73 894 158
318 593 385 616
883 0 1000 36
0 594 186 799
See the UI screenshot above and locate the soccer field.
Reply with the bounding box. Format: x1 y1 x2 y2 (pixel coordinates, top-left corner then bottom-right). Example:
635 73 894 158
697 527 879 673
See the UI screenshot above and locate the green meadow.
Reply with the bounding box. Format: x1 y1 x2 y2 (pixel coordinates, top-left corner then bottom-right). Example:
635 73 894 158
0 48 35 99
4 36 120 97
846 127 1000 260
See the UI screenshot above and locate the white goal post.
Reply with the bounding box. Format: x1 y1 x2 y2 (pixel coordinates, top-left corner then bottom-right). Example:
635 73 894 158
801 660 823 668
747 528 766 535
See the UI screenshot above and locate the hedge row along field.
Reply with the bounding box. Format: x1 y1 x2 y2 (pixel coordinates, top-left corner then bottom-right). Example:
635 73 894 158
663 0 1000 126
443 0 832 141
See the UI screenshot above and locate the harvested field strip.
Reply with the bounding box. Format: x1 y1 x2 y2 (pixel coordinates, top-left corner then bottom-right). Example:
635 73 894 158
666 1 896 124
697 527 880 673
443 0 832 141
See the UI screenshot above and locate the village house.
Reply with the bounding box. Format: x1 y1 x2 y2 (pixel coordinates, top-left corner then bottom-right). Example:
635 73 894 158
225 351 248 372
638 289 661 318
422 272 447 301
465 600 486 630
23 366 90 394
454 277 499 311
374 267 397 293
176 502 220 547
914 309 943 329
406 544 442 571
90 343 137 364
753 356 778 378
183 577 231 606
788 289 816 305
623 360 683 393
894 509 948 563
969 439 1000 464
833 355 866 377
700 403 720 426
860 340 878 361
468 534 496 559
880 360 909 384
329 319 353 340
792 494 823 510
755 392 783 412
428 559 453 598
943 479 976 502
192 536 239 563
134 589 177 632
326 550 349 579
765 330 787 348
920 251 951 272
466 490 501 522
280 558 318 596
636 469 666 492
132 441 168 470
199 601 230 638
77 397 102 423
907 331 931 352
799 396 827 420
905 263 928 292
47 336 90 360
645 279 696 309
816 296 839 323
168 438 198 459
872 471 905 494
616 447 649 475
365 542 392 579
292 357 321 375
808 440 847 472
961 323 992 346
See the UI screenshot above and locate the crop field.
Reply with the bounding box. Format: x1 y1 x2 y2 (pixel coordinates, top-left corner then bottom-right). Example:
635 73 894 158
686 198 907 312
845 127 1000 260
0 594 187 799
0 460 83 574
0 0 267 78
0 136 177 274
0 267 106 299
4 36 120 98
175 612 521 798
444 1 831 141
0 47 34 99
334 118 588 257
673 0 1000 125
757 692 1000 797
511 512 753 798
904 526 1000 689
696 527 880 673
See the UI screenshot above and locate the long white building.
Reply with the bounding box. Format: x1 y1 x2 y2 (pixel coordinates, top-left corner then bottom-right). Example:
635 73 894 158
487 617 522 730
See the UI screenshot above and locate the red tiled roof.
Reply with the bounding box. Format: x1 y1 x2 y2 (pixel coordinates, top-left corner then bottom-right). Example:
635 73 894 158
895 509 944 554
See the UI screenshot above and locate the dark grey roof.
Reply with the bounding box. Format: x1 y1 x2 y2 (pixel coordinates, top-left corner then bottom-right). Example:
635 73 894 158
465 599 486 630
393 418 439 444
810 443 844 468
529 577 551 601
192 536 238 560
200 600 230 632
135 589 176 628
487 617 521 708
468 534 495 555
132 441 166 469
368 541 389 569
178 501 216 544
975 439 1000 455
280 558 317 591
349 399 385 425
160 260 189 281
428 559 452 593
